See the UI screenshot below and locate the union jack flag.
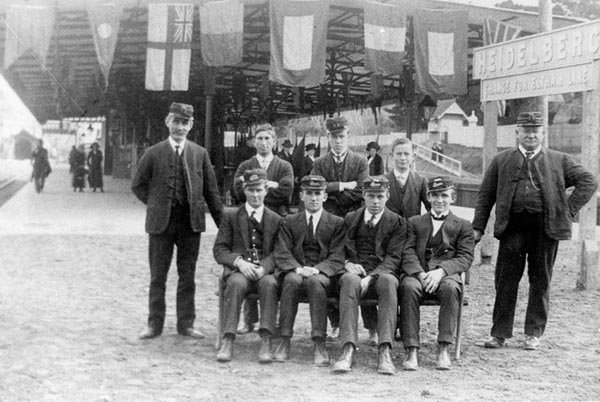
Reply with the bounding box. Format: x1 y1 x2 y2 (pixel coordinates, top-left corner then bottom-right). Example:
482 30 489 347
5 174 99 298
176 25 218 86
173 5 193 43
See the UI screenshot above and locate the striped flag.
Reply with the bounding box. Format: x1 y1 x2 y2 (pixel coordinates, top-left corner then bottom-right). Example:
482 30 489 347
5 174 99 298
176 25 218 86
86 2 124 87
483 18 522 117
414 9 468 98
269 0 329 87
199 0 244 66
145 3 194 91
364 1 406 75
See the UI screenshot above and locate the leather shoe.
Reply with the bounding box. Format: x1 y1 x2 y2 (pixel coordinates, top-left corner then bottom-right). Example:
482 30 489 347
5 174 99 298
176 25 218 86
367 329 378 346
332 343 355 373
274 337 291 362
178 327 205 339
216 336 234 362
138 327 161 340
377 344 395 375
237 321 254 335
402 347 418 371
524 335 540 350
484 336 505 349
327 326 340 341
313 338 330 367
258 335 273 364
436 343 452 370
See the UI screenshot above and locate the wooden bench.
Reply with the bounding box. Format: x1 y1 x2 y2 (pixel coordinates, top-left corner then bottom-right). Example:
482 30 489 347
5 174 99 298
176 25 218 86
215 270 468 360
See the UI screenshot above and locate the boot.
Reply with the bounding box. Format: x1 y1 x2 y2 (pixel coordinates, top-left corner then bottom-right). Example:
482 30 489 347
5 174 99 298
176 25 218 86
402 347 418 371
313 337 330 367
216 335 234 362
274 337 291 362
258 334 273 364
332 343 355 373
436 343 451 370
377 343 395 375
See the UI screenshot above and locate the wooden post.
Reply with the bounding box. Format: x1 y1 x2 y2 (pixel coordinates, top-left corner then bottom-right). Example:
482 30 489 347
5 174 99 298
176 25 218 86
537 0 552 147
480 101 498 264
205 94 213 152
577 88 599 290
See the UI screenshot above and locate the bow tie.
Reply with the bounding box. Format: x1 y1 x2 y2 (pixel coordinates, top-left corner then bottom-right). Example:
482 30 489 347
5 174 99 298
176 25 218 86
431 214 447 221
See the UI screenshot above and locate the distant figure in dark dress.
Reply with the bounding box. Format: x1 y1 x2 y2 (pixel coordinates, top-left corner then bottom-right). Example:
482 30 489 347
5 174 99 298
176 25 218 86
72 145 87 192
366 141 384 176
68 145 78 173
31 139 51 193
87 142 104 192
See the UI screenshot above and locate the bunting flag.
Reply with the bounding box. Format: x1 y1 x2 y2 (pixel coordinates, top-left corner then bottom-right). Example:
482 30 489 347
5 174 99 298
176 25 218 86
199 0 244 66
145 3 194 91
364 1 406 75
315 134 321 158
3 5 55 69
414 9 468 99
269 0 329 87
86 2 124 87
483 18 522 117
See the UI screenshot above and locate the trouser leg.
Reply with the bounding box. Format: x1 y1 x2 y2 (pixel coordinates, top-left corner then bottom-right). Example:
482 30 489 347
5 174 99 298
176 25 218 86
257 274 279 335
375 273 398 346
222 273 250 336
436 278 461 345
306 274 331 339
338 273 361 346
148 233 175 331
279 272 303 338
399 275 423 348
174 229 200 331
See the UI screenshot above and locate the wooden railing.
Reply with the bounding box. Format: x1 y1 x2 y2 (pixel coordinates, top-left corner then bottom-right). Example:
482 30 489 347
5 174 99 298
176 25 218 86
413 142 462 176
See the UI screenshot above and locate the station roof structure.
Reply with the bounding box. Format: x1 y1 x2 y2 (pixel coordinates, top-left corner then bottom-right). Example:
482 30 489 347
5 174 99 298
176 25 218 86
0 0 586 125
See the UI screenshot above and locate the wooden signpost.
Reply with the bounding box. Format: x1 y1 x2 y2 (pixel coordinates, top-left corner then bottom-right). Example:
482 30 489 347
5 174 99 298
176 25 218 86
473 19 600 290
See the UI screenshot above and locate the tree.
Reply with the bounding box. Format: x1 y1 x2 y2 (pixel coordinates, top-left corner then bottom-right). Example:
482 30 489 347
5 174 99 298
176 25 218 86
495 0 600 19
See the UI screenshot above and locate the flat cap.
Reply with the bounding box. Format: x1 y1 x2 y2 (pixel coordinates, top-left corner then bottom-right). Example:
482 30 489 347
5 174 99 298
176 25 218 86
363 176 389 192
305 143 317 152
516 112 543 127
326 116 349 133
169 102 194 119
243 168 268 187
427 176 454 193
300 175 327 191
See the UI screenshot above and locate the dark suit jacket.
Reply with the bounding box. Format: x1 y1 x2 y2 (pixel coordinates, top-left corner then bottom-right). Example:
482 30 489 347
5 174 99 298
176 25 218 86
277 150 293 166
213 206 283 276
385 170 430 219
344 207 406 277
131 139 223 234
303 156 314 178
473 148 597 240
274 210 345 278
368 153 384 176
233 155 294 210
311 151 369 216
401 212 474 283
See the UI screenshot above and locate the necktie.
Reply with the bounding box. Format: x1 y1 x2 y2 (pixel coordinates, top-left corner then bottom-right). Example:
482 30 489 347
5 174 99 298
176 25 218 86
175 145 180 157
366 214 376 228
334 154 342 165
249 210 258 226
259 159 268 170
307 215 314 241
432 214 447 221
525 151 534 159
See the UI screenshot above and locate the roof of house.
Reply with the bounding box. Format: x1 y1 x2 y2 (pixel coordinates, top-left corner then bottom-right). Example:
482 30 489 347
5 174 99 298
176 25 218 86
430 99 469 121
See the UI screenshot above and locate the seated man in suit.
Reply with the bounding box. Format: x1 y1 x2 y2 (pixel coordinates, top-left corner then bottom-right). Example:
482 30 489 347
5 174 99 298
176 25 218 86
213 169 283 364
332 176 406 375
273 175 346 366
399 177 474 371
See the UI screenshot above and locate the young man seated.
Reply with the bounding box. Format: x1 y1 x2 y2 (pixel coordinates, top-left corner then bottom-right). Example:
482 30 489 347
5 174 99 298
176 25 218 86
399 177 474 371
332 176 406 375
273 175 346 366
213 169 282 364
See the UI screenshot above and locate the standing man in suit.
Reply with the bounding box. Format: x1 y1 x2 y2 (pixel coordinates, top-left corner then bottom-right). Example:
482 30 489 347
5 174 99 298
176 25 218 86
385 138 430 219
473 111 597 350
311 116 370 339
277 139 294 165
213 169 282 363
234 124 294 217
273 175 346 366
332 177 406 375
132 102 223 340
399 177 474 371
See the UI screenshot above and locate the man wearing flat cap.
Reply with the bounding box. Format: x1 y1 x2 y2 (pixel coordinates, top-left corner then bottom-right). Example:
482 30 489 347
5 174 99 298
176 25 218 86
332 176 406 375
473 111 597 351
273 175 345 366
132 102 223 340
311 116 370 339
399 177 474 371
213 169 282 363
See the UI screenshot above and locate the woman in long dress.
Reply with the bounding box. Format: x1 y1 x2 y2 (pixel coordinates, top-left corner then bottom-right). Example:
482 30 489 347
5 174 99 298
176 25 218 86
72 145 87 192
87 142 104 192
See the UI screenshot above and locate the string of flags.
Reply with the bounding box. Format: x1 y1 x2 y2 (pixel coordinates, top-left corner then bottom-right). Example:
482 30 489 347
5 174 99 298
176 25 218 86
2 1 476 99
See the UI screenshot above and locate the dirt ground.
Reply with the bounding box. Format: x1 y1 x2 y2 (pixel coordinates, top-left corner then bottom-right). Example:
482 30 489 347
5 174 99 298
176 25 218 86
1 231 599 402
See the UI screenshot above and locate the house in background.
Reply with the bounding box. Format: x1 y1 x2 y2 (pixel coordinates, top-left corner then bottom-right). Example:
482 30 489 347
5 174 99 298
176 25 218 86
427 99 469 144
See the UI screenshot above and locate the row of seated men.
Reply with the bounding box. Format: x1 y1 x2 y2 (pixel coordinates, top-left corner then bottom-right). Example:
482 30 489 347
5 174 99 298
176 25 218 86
213 170 474 375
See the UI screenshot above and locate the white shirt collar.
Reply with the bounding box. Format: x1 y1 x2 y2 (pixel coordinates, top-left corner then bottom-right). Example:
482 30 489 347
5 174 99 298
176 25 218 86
394 169 409 182
430 211 449 236
331 151 347 162
245 203 265 223
364 209 384 226
168 137 186 153
518 145 542 159
256 153 274 166
305 208 324 233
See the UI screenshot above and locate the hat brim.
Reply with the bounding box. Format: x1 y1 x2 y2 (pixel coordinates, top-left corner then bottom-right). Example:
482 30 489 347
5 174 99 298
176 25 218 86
427 186 454 193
